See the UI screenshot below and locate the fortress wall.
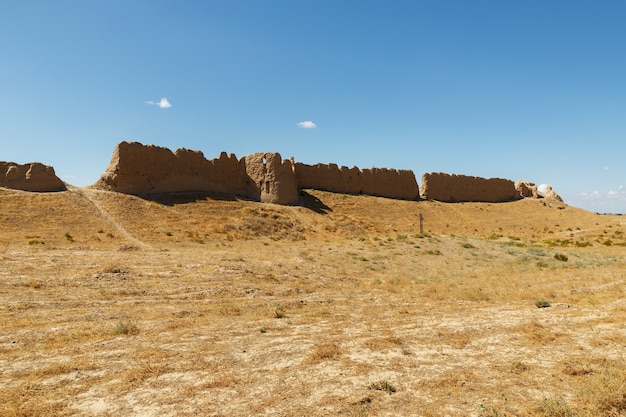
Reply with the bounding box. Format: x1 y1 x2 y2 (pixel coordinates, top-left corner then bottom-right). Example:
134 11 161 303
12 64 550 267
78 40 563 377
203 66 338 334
0 161 66 192
293 163 359 194
294 162 420 200
360 168 420 200
94 142 542 205
420 172 520 203
205 151 250 197
244 153 298 205
94 142 299 204
94 142 252 196
94 142 220 194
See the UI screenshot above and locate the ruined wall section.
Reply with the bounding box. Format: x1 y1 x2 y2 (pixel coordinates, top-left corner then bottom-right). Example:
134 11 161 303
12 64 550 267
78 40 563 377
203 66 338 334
244 153 298 205
94 142 299 204
94 142 552 205
294 162 420 200
0 161 66 192
515 180 539 198
94 141 254 196
420 172 520 203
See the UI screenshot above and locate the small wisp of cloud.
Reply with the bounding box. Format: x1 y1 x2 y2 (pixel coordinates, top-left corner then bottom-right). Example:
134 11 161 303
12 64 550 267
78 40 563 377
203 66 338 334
297 120 317 129
145 98 172 109
537 184 549 195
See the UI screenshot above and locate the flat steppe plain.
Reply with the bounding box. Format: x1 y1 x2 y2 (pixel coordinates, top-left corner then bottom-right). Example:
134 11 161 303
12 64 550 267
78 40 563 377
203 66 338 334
1 187 625 416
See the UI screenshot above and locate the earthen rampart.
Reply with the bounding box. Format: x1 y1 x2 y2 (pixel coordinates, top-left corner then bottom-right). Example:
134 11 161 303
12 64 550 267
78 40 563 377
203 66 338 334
93 142 558 205
294 162 420 200
1 161 66 192
94 142 299 204
420 172 520 203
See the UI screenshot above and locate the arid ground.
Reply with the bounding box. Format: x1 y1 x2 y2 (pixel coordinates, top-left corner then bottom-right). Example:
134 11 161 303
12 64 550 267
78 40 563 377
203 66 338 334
1 187 625 416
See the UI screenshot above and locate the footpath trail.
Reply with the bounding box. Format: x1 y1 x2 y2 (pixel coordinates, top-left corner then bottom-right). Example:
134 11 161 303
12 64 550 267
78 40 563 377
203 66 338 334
70 186 153 250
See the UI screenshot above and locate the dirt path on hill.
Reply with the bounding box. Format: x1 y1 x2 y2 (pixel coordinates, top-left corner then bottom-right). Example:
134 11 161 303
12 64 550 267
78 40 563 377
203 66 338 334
70 187 152 250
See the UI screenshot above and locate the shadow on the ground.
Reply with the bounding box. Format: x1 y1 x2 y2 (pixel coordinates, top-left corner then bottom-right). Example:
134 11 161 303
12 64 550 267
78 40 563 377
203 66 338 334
138 192 242 206
299 190 332 215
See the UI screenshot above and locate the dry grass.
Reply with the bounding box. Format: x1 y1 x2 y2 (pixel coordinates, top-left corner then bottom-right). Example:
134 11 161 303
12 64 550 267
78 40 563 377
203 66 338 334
1 186 625 416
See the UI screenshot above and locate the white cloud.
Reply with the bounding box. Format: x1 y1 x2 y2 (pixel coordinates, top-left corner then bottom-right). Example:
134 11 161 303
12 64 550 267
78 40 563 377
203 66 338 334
297 120 317 129
573 190 602 200
608 185 625 199
145 97 172 109
537 184 549 194
568 187 626 213
603 166 610 171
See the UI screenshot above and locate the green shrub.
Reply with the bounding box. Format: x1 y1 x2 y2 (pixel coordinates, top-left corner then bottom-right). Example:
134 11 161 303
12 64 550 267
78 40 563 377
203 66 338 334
554 253 568 262
535 299 552 308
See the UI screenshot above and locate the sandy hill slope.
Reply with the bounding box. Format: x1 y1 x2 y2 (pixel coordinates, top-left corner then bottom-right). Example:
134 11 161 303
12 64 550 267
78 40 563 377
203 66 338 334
1 187 625 416
1 186 621 247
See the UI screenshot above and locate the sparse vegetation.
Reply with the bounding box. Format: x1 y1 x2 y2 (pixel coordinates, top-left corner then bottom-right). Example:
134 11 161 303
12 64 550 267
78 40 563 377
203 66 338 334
113 321 139 335
533 395 577 417
536 299 552 308
554 253 569 262
368 380 396 394
1 188 625 416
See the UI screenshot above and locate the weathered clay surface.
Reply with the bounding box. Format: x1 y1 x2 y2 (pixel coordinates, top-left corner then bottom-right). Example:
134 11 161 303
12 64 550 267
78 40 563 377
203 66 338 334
94 142 299 204
94 142 244 196
543 185 564 202
244 153 298 205
515 180 539 198
420 172 520 203
0 162 66 192
294 162 420 200
94 141 558 205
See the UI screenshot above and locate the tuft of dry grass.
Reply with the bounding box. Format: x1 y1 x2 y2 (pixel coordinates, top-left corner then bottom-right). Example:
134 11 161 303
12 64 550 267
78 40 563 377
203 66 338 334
577 359 626 416
306 341 341 364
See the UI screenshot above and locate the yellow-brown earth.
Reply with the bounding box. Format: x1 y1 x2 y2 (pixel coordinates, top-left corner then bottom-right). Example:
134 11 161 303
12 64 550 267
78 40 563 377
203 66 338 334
1 187 625 416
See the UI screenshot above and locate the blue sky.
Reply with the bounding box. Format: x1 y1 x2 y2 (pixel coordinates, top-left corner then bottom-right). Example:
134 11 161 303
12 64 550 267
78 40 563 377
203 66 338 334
2 1 625 213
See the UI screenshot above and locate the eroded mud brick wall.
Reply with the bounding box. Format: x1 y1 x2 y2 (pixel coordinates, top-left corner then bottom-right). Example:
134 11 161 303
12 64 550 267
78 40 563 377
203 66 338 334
244 153 298 205
0 162 66 192
94 142 300 204
94 142 240 195
420 172 520 203
95 142 537 205
294 162 420 200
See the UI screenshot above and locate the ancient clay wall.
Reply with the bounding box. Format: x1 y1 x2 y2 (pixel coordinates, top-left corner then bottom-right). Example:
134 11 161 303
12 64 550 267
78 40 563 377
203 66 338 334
94 142 223 194
244 153 298 205
515 180 538 198
93 142 552 205
0 162 66 192
294 162 420 200
94 142 299 204
420 172 520 203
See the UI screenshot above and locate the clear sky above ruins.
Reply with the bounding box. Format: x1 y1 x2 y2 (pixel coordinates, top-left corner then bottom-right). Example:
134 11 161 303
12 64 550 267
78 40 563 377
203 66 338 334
2 1 625 213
